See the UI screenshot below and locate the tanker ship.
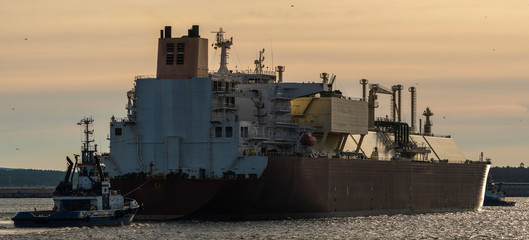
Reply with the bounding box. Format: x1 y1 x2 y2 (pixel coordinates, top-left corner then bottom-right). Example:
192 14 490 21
102 25 490 220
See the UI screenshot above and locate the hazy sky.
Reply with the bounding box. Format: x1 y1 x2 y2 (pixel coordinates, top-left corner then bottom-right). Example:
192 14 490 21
1 0 528 170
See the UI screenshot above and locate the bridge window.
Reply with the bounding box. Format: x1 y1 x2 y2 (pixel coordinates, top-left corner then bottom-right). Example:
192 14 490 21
226 127 233 138
241 127 248 138
215 127 222 138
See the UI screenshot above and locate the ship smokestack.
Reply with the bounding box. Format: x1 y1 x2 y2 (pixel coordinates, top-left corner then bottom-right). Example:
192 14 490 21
188 25 200 37
164 26 172 38
156 25 208 79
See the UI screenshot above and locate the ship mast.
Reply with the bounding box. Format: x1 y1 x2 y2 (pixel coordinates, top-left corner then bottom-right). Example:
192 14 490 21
423 107 434 136
79 117 97 164
254 49 265 74
212 28 233 75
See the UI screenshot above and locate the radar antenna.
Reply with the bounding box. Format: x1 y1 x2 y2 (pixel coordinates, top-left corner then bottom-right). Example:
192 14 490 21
422 107 434 136
275 66 285 83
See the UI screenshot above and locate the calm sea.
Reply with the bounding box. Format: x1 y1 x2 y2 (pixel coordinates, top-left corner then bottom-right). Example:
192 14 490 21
1 197 528 239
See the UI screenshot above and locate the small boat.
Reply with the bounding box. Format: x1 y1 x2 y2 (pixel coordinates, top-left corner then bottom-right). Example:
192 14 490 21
12 117 140 227
483 179 515 207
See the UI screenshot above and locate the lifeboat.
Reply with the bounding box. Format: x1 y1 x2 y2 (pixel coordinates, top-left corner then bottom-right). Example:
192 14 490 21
300 134 317 146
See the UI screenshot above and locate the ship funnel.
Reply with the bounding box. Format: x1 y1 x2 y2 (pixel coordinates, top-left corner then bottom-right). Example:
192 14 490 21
164 26 172 38
156 25 208 79
188 25 200 37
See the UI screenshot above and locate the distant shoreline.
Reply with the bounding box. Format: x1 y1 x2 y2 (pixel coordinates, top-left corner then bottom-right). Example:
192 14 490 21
0 187 54 198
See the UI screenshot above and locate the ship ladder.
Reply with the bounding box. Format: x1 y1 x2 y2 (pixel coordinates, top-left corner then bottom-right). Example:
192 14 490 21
130 126 147 171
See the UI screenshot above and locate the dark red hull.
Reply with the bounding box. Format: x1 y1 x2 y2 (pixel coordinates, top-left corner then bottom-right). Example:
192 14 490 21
111 157 489 220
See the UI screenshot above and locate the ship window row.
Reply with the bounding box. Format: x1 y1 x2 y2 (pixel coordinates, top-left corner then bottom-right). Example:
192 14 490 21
166 53 184 65
166 43 174 65
167 43 174 52
177 43 185 52
212 81 236 92
176 54 184 65
214 126 233 138
176 43 185 64
166 53 174 65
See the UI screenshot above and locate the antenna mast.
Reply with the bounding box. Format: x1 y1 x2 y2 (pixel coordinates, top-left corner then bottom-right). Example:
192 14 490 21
211 28 233 75
254 49 265 74
79 117 97 164
423 107 434 136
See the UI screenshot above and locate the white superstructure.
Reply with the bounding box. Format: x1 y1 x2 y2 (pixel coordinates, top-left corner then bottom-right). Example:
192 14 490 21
103 25 470 179
104 26 327 179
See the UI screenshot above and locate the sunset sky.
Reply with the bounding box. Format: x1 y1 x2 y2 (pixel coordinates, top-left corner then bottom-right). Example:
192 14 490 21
1 0 528 170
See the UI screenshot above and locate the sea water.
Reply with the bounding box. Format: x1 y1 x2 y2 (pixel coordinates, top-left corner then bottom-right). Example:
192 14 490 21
1 197 528 239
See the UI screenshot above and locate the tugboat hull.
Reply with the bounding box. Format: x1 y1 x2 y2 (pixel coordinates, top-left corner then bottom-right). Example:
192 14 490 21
12 209 137 228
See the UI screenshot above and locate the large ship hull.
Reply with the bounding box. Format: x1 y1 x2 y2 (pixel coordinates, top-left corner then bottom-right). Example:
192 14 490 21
111 157 490 220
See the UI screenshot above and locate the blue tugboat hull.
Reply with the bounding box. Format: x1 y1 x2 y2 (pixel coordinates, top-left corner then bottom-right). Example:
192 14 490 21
12 209 137 228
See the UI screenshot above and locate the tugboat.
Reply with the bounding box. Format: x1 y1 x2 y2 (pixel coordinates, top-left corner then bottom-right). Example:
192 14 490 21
12 117 140 227
483 178 516 207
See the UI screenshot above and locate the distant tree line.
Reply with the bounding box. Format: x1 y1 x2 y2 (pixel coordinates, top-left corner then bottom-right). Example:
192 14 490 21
0 168 65 187
490 166 529 183
2 166 528 187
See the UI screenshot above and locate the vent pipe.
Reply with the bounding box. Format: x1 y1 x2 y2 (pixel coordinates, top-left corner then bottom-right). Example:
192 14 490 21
397 85 402 122
391 85 403 122
360 79 369 101
408 86 416 133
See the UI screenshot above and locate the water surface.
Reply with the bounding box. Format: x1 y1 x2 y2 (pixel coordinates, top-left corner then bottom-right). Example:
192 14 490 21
1 198 527 239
